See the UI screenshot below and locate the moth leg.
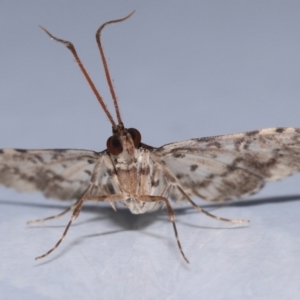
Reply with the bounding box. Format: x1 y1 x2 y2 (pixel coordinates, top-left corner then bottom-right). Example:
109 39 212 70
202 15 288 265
27 199 81 225
34 156 122 260
35 186 96 260
176 185 249 224
109 201 117 211
137 195 189 264
34 193 126 260
150 154 249 224
85 193 189 263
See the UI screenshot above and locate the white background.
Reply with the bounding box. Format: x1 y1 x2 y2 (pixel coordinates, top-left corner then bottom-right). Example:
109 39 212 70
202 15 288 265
1 1 300 299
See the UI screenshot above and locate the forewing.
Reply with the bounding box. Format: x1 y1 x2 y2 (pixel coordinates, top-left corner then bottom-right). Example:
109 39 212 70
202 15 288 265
0 148 106 200
155 127 300 202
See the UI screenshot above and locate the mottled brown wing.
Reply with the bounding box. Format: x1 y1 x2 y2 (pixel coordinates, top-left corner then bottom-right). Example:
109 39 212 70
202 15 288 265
0 148 106 200
155 127 300 202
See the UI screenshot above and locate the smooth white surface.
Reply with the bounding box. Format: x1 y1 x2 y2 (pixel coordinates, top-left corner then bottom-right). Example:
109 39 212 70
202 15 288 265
1 1 300 299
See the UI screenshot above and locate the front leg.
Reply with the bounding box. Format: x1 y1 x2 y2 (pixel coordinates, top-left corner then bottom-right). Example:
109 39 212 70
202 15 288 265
78 193 190 263
137 194 189 263
34 184 95 260
34 192 129 260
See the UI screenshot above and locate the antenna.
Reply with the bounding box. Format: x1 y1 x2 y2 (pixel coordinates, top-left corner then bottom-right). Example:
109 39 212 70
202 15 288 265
39 25 116 127
96 10 135 125
39 11 135 128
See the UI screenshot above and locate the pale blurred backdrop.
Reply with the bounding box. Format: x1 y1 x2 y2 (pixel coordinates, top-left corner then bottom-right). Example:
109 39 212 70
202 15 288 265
1 2 300 299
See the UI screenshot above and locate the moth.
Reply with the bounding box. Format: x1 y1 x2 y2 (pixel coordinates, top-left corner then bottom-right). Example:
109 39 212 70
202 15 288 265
1 11 300 263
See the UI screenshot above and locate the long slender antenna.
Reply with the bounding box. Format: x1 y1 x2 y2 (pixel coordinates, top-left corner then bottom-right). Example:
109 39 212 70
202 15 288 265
39 26 117 127
96 10 135 125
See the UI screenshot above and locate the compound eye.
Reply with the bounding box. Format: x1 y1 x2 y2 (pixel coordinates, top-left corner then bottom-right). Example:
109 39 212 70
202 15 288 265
106 136 123 155
128 128 141 148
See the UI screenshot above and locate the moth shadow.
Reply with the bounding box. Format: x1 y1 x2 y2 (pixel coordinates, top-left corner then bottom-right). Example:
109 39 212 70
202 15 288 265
76 193 300 231
1 193 300 228
23 204 168 231
2 194 300 238
203 194 300 209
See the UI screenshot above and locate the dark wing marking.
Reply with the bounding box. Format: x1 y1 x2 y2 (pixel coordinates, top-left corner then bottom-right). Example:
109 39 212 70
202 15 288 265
0 149 106 200
155 127 300 202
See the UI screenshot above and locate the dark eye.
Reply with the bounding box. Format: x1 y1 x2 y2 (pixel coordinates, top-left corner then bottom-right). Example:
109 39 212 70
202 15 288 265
106 136 123 155
128 128 141 147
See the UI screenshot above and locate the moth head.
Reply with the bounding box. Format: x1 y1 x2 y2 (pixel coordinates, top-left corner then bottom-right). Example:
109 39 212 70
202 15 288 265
106 127 141 155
